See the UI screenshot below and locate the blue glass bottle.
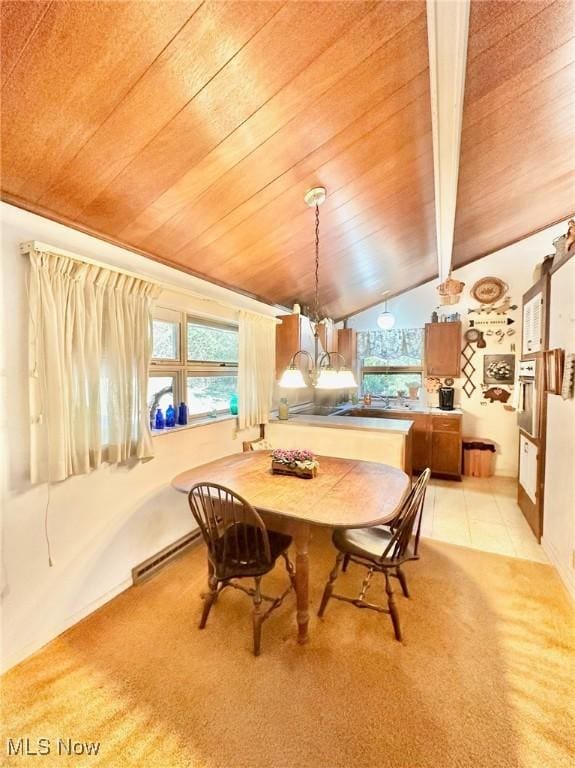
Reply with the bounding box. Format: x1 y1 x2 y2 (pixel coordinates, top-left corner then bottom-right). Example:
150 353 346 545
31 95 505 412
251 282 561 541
229 393 238 415
154 407 165 430
177 401 188 426
165 404 176 428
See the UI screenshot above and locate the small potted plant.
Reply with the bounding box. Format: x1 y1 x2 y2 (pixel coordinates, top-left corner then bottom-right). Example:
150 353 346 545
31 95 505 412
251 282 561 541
407 381 420 400
271 449 320 479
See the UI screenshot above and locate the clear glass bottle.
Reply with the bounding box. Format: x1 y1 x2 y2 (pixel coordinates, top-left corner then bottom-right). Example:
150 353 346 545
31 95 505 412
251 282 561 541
278 397 289 420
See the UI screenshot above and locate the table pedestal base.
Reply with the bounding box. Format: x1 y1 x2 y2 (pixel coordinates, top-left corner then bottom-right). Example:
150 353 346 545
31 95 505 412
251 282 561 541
293 522 310 644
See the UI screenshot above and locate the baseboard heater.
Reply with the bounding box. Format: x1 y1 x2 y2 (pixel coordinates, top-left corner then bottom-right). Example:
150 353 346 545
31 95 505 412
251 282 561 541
132 530 201 585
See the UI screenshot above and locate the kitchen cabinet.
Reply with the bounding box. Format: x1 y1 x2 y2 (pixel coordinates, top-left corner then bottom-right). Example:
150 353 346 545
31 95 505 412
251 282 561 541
317 323 338 355
522 293 543 354
409 414 432 472
371 410 461 478
519 434 538 503
430 414 462 479
424 322 461 377
522 276 549 356
518 431 543 539
336 328 356 368
275 314 317 379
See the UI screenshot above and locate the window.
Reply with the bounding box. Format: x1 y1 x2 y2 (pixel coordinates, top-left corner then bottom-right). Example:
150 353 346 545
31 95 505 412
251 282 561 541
357 329 424 398
152 319 179 361
149 309 238 424
187 374 237 416
187 319 238 364
147 374 176 418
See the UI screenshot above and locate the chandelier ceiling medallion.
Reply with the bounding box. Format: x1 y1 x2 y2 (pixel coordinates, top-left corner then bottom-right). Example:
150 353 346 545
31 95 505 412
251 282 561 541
278 187 357 390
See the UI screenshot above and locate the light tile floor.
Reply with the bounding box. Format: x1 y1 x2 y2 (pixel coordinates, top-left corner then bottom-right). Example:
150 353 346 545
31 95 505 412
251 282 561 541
421 475 548 563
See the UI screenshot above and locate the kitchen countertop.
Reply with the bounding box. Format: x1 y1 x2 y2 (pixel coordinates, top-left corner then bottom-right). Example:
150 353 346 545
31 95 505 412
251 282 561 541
268 412 413 434
343 403 463 416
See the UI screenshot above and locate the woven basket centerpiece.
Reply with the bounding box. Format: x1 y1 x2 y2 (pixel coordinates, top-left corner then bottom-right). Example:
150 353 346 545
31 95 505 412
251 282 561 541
271 449 319 479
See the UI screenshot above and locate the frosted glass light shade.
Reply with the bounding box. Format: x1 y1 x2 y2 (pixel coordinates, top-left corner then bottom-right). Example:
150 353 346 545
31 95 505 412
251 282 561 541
316 368 341 390
278 367 307 389
377 310 395 329
336 369 358 388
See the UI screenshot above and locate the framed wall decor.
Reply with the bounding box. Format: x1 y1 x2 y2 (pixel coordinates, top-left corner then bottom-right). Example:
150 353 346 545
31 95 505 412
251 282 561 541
483 354 515 385
544 348 565 395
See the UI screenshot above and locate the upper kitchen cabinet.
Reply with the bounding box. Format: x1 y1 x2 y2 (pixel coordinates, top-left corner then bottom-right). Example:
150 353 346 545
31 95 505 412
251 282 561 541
522 276 550 356
275 314 317 379
317 323 338 356
336 328 357 369
424 322 461 377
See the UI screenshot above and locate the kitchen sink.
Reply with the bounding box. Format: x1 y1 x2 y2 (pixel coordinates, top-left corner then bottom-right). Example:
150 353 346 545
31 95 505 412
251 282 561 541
292 405 346 416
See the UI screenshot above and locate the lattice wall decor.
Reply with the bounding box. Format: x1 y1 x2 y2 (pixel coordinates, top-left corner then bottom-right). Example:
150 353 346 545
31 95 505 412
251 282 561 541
461 343 477 398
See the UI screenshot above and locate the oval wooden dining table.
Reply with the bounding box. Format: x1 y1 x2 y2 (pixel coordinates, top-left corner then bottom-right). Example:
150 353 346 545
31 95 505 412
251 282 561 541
171 451 410 645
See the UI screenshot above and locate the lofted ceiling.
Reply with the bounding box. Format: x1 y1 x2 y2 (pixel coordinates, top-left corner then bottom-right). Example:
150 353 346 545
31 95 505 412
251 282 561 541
453 0 575 268
1 1 573 319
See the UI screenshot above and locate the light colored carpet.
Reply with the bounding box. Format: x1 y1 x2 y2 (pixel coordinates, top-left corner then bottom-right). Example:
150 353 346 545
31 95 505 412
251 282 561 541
2 530 574 768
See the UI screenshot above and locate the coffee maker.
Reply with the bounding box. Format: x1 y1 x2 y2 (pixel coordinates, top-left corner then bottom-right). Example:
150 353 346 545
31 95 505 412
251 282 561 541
438 378 455 410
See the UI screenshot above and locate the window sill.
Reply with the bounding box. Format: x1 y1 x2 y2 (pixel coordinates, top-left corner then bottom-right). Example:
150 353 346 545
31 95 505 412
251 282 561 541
151 414 237 437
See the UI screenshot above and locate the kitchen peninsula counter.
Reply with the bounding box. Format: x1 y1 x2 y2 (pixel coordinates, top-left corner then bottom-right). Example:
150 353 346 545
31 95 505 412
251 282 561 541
266 409 413 474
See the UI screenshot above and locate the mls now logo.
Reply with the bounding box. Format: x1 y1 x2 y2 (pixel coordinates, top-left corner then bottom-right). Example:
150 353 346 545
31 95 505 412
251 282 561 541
6 738 101 756
6 739 50 756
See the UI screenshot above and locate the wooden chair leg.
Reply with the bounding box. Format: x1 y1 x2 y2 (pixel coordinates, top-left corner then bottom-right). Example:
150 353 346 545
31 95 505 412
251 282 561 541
199 570 218 629
252 576 263 656
385 570 402 641
342 554 351 573
282 551 296 591
396 566 409 598
318 552 343 617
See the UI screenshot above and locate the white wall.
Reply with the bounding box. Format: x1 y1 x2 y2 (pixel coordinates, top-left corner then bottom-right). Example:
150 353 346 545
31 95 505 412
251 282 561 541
348 222 569 476
0 203 269 672
543 256 575 600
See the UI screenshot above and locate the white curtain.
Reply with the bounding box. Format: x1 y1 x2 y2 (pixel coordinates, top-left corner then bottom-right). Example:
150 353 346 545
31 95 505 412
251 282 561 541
237 310 277 430
28 248 161 483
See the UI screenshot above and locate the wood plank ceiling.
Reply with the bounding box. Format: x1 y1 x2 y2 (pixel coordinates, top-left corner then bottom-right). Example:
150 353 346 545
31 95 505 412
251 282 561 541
453 0 575 268
1 0 435 319
1 1 573 319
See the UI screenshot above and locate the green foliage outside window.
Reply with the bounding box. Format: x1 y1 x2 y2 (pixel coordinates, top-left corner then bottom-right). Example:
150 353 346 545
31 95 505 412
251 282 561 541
363 372 422 397
187 322 238 363
152 320 178 360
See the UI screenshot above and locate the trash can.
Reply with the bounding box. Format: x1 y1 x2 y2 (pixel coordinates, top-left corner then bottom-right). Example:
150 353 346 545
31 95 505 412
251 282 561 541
462 438 496 478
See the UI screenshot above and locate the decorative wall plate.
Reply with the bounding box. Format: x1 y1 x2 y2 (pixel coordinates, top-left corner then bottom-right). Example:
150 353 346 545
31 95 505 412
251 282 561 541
470 277 508 304
465 328 481 342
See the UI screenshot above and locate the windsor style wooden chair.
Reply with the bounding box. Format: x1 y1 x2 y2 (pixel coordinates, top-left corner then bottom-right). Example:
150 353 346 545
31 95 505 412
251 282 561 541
318 469 431 641
188 482 295 656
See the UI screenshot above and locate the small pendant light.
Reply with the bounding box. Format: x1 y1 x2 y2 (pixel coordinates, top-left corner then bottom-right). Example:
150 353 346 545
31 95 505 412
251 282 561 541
377 297 395 329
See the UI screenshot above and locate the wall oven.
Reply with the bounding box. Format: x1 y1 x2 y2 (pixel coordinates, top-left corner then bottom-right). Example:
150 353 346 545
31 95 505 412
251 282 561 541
517 359 539 439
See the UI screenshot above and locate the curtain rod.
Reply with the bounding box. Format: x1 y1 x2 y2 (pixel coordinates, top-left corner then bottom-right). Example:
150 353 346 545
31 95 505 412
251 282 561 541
20 240 283 321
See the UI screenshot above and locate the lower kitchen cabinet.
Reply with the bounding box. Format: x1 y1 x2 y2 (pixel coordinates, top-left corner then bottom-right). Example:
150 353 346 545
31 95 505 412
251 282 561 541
430 414 462 479
402 413 431 472
384 411 462 479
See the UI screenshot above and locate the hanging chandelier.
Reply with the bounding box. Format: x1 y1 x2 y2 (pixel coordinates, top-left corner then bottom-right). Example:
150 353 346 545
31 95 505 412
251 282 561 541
278 187 357 390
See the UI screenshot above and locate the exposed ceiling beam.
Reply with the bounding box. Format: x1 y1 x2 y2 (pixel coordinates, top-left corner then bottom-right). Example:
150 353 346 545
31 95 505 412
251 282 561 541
426 0 470 283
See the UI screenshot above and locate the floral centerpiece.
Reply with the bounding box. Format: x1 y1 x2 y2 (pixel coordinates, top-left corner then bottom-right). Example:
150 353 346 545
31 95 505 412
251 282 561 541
271 448 319 479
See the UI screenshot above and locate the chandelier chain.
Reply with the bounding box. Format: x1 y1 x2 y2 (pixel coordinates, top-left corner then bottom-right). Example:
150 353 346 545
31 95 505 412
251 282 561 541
314 203 320 325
